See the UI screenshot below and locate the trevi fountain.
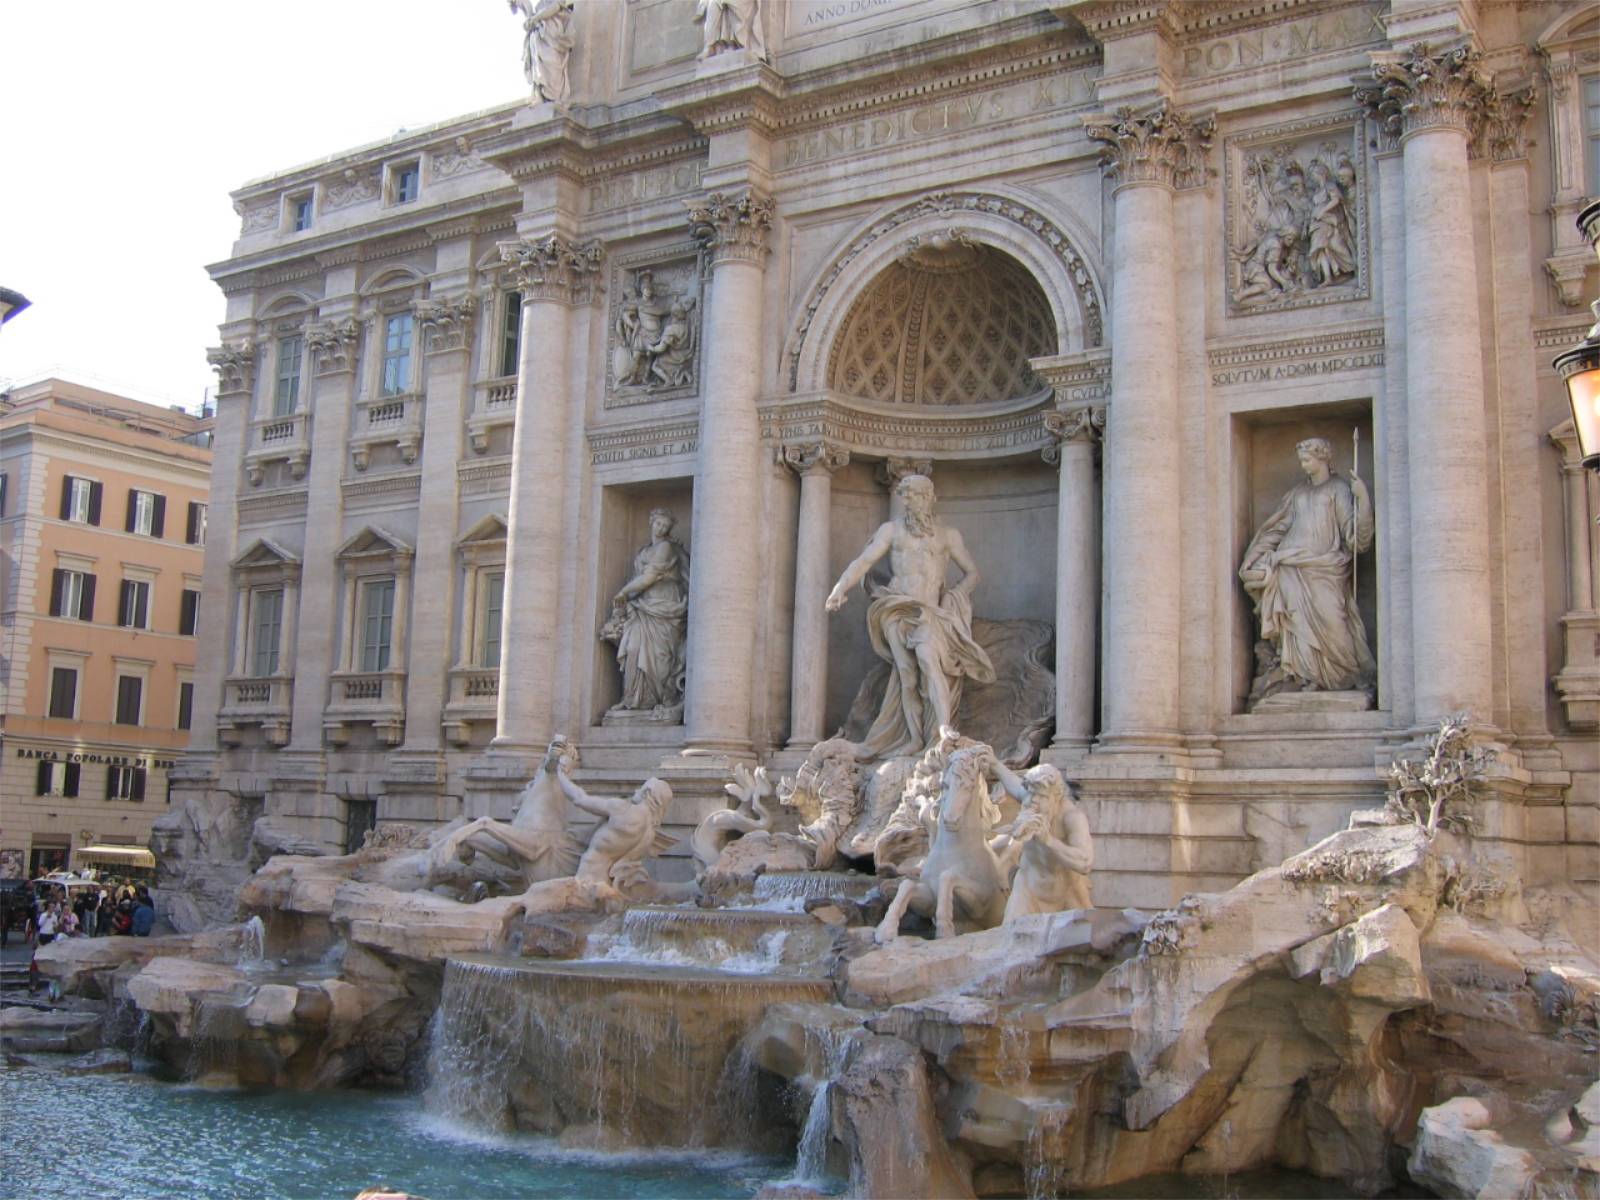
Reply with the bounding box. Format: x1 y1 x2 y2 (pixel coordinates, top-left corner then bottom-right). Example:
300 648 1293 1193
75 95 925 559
9 0 1600 1197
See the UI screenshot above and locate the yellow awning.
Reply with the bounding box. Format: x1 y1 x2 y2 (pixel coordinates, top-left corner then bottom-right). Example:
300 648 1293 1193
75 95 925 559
76 845 156 868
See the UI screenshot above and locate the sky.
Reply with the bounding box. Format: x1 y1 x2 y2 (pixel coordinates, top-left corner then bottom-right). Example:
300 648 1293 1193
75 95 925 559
1 2 531 411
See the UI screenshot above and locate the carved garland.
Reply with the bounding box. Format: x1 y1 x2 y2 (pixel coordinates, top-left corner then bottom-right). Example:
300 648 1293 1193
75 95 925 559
787 192 1106 392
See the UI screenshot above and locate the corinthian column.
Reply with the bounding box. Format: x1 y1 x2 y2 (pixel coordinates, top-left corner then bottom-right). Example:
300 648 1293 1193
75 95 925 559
1358 45 1495 726
783 440 849 748
1044 406 1104 753
1084 103 1211 754
493 234 603 751
681 189 774 756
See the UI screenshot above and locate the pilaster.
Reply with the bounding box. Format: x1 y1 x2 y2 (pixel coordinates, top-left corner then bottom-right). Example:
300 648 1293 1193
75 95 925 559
1042 405 1104 758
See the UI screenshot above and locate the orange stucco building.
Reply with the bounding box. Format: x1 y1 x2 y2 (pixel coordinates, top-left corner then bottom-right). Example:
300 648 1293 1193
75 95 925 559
0 378 212 877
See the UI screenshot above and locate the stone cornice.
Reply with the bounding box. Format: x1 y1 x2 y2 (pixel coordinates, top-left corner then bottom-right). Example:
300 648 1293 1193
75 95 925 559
687 189 774 268
498 234 604 304
1063 0 1190 43
1355 41 1493 141
1030 350 1115 406
758 387 1058 461
1084 101 1214 189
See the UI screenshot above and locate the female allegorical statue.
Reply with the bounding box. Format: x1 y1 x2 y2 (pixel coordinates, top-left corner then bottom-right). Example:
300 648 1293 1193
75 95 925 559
601 508 690 721
1239 436 1375 705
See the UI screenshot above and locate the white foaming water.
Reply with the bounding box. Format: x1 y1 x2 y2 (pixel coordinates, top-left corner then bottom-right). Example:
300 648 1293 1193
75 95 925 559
236 915 266 969
405 1108 770 1171
585 927 793 974
789 1080 832 1186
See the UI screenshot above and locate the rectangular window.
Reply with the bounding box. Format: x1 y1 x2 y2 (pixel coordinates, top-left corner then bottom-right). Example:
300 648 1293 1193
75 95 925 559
252 588 284 677
395 164 420 204
0 472 7 517
35 762 80 798
274 335 303 417
106 766 147 802
381 313 413 396
292 194 313 232
500 291 522 377
60 476 101 525
125 489 165 538
360 578 396 672
118 579 151 629
48 667 78 719
49 568 94 621
481 570 505 668
345 798 377 855
186 501 208 546
179 588 200 636
177 681 195 732
114 675 143 726
1585 75 1600 201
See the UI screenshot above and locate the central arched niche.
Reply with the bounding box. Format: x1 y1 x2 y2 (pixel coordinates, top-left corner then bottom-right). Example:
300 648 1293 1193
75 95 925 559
826 239 1056 407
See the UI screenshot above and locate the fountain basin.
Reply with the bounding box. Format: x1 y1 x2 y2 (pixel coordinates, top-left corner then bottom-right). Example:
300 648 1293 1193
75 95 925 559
589 906 839 973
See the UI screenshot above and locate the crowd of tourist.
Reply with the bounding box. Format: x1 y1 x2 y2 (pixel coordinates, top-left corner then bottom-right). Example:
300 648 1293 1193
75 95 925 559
1 879 157 949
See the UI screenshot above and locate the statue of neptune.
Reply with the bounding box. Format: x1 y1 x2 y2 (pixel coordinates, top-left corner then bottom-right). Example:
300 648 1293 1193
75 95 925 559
826 474 994 759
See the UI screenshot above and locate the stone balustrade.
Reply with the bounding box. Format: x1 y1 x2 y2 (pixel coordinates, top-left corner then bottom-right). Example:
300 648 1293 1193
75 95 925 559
244 412 312 485
350 393 423 469
442 666 500 746
467 377 517 454
217 675 294 746
325 669 407 745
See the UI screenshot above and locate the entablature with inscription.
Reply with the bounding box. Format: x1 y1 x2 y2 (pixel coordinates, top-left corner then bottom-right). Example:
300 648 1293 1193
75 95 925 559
758 386 1062 463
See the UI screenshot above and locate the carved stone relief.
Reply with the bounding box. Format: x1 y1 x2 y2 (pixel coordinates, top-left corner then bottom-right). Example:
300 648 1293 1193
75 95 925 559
1225 115 1369 316
236 199 277 235
324 169 381 212
606 247 704 407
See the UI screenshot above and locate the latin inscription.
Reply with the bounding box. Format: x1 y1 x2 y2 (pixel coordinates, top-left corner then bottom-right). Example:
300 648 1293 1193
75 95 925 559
1211 351 1383 388
1183 5 1383 79
588 162 703 215
780 71 1091 170
791 0 899 31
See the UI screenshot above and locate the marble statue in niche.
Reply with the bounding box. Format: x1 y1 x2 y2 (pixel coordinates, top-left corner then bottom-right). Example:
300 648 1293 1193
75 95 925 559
509 0 575 105
1232 140 1359 310
1239 436 1375 709
613 268 699 394
696 0 766 60
827 473 995 758
601 508 690 723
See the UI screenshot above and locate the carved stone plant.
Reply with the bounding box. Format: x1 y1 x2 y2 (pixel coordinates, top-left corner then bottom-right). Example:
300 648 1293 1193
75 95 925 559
1383 712 1496 836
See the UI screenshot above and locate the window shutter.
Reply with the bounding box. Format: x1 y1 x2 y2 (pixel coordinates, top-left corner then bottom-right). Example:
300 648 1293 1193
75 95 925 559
186 501 199 544
106 769 117 800
151 495 166 538
49 568 64 617
80 575 95 622
131 769 146 802
36 761 51 795
125 489 139 533
64 763 80 797
119 580 132 626
59 477 74 520
180 589 199 636
88 482 102 525
135 585 148 629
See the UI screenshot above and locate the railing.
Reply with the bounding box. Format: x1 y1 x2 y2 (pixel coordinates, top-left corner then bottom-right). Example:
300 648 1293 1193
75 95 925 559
351 393 422 468
467 377 517 454
325 669 407 746
245 412 311 483
443 666 500 745
218 675 294 747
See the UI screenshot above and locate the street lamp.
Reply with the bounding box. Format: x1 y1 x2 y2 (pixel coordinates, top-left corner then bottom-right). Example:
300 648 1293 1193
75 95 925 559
1553 200 1600 473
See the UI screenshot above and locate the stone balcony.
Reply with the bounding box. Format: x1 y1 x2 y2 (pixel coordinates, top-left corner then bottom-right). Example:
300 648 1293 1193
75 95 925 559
325 669 406 745
217 675 293 747
442 666 499 746
351 393 422 470
244 412 311 485
466 377 516 454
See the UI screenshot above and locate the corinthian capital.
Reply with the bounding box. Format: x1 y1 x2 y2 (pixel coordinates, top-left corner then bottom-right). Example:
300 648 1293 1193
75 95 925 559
1083 102 1212 190
206 339 257 396
1355 43 1493 142
1479 82 1538 163
499 234 604 305
686 188 774 267
305 319 360 375
413 295 479 354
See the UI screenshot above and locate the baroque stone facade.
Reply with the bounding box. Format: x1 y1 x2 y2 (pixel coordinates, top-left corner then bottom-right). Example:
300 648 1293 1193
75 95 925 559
176 0 1599 914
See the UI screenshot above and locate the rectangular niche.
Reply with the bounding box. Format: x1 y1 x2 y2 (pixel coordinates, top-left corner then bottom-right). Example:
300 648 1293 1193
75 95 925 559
591 478 694 726
1229 400 1377 716
604 243 705 410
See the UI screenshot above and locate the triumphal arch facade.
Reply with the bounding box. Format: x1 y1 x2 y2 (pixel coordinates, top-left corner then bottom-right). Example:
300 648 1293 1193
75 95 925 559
171 0 1599 918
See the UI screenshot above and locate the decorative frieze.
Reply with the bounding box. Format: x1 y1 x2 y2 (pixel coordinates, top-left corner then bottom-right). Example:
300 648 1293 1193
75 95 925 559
430 137 486 180
340 473 422 508
323 168 380 211
498 234 604 305
587 419 700 466
588 160 704 215
1031 353 1113 407
1355 43 1493 141
1083 102 1213 191
206 340 257 396
237 488 310 525
305 320 360 375
414 296 478 355
606 246 704 408
1208 326 1385 387
788 192 1105 391
686 189 774 268
1224 115 1369 316
235 199 277 235
761 390 1055 459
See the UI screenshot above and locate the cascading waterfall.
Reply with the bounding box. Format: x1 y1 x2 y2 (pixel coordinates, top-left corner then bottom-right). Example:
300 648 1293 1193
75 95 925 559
236 915 267 969
747 872 876 911
426 955 832 1147
779 1020 858 1189
185 994 249 1083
